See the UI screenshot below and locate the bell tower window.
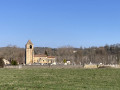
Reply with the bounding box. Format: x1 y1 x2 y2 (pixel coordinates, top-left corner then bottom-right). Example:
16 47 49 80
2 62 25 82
30 45 32 49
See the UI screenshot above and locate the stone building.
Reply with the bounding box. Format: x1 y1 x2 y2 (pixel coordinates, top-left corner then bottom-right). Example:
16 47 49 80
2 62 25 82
3 59 10 65
25 40 56 65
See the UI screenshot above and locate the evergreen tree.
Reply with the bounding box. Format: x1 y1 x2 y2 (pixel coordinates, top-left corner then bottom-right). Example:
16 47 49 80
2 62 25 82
11 60 18 65
45 50 48 56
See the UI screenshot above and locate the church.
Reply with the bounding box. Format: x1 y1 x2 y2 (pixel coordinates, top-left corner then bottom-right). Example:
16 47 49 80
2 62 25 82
25 40 56 65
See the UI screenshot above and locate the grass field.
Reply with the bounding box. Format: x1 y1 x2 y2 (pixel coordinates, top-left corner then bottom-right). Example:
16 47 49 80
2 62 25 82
0 68 120 90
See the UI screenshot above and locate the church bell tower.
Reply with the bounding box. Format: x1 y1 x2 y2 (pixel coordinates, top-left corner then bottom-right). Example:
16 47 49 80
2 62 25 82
25 40 34 64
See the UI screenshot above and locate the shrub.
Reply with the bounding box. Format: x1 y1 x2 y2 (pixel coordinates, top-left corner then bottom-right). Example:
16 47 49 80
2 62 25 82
0 58 4 68
63 59 67 63
11 60 18 65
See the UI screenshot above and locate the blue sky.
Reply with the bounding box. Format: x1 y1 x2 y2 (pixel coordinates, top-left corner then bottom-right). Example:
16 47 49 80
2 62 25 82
0 0 120 48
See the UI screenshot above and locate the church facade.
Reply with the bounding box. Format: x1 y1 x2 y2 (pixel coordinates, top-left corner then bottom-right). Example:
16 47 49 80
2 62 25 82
25 40 56 65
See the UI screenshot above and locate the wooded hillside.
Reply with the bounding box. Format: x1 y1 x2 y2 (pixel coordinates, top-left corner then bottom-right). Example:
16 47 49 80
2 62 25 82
0 44 120 65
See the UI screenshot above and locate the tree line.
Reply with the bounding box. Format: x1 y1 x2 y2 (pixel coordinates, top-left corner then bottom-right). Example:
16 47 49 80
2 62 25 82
0 45 25 64
35 44 120 65
0 44 120 65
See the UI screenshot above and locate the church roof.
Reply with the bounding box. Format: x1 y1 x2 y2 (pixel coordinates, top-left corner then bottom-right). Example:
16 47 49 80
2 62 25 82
47 56 55 58
34 55 47 57
34 54 55 58
27 40 33 45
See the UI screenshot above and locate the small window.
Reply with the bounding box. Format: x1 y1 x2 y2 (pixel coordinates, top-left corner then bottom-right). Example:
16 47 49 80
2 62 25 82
30 45 32 49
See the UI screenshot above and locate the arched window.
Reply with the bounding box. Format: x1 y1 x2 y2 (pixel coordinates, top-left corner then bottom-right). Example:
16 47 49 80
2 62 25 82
30 45 32 49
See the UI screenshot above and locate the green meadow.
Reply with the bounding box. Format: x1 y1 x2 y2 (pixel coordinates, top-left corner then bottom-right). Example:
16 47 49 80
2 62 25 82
0 68 120 90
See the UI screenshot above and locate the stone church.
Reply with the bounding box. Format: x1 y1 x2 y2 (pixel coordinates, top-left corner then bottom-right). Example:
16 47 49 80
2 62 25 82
25 40 56 65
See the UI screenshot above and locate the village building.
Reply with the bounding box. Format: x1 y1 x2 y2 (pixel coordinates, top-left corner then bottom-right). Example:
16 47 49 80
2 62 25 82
25 40 56 65
3 59 10 65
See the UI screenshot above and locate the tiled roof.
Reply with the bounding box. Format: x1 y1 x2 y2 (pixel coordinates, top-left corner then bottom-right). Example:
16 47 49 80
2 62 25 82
34 55 47 57
47 56 55 58
34 54 55 58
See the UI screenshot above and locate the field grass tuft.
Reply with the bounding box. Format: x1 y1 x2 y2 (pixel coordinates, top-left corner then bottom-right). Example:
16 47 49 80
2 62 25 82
0 68 120 90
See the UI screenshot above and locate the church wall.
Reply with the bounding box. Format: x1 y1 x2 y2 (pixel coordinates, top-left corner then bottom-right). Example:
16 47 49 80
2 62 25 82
34 56 56 64
34 56 47 63
47 58 56 63
25 40 56 65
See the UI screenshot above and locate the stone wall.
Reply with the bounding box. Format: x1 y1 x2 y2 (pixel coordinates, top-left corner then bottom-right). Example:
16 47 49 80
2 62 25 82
4 65 22 69
84 64 98 69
